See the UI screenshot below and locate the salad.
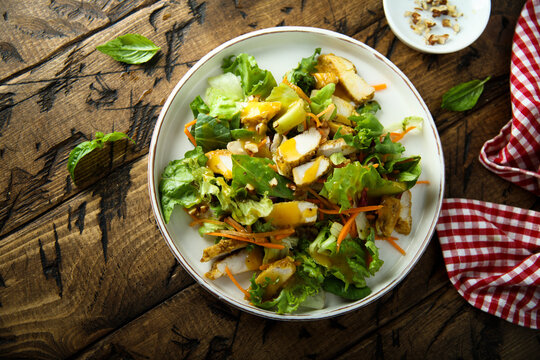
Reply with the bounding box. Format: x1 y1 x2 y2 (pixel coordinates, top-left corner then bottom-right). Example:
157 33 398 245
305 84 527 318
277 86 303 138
158 48 423 314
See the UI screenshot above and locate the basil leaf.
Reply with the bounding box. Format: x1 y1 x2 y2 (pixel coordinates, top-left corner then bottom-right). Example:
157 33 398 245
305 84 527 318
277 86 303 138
322 276 371 300
193 113 231 152
441 76 491 111
96 34 160 64
67 132 133 184
231 155 294 199
230 129 256 139
189 96 210 118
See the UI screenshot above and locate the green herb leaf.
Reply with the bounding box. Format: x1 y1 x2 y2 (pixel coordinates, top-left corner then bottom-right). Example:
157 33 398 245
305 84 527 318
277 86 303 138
193 113 231 152
287 48 321 94
222 53 277 98
189 96 210 118
96 34 160 64
231 155 294 199
322 276 371 300
441 76 491 111
67 132 133 185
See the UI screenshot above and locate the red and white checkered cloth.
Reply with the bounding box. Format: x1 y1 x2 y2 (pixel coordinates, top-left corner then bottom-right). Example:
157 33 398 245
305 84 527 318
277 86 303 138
479 0 540 195
436 1 540 329
437 199 540 329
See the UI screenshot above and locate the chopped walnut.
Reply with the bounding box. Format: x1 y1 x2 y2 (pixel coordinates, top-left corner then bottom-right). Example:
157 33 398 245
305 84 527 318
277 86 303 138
405 0 462 46
426 33 449 45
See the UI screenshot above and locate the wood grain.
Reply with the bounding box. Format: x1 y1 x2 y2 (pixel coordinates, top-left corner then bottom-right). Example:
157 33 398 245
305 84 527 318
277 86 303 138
0 0 537 359
0 0 158 82
0 157 194 359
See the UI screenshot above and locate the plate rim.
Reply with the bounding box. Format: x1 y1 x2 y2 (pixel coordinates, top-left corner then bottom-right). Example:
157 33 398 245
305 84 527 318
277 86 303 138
147 26 446 320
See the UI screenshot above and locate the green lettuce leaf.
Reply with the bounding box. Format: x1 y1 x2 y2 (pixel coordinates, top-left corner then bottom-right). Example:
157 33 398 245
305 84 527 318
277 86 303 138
322 276 371 300
222 53 277 98
158 146 215 223
321 162 410 208
211 177 273 226
287 48 321 94
203 72 244 119
189 96 210 118
374 134 405 155
231 155 294 200
308 222 371 289
266 83 302 116
193 113 231 152
309 83 336 117
364 228 384 275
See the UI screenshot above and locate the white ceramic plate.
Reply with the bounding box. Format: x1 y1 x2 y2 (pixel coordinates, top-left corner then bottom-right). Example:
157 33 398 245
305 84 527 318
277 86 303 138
148 27 445 320
383 0 491 54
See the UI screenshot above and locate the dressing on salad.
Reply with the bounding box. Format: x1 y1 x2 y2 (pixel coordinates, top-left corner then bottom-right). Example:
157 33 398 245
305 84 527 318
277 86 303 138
159 48 423 314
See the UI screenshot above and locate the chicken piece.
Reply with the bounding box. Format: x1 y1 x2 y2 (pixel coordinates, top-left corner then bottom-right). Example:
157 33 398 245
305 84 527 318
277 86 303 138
395 190 412 235
292 156 331 186
206 149 233 179
331 95 356 125
265 201 318 227
201 239 247 262
328 121 355 137
316 138 357 157
253 256 296 299
375 196 401 237
313 72 339 89
240 101 282 130
317 54 375 105
205 248 263 280
274 127 322 176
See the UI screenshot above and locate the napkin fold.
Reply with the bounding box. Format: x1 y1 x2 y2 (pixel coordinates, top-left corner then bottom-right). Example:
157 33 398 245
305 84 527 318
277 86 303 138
479 0 540 195
437 0 540 329
436 199 540 329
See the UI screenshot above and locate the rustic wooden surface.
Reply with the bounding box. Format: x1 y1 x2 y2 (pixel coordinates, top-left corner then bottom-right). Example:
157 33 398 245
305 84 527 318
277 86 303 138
1 0 538 359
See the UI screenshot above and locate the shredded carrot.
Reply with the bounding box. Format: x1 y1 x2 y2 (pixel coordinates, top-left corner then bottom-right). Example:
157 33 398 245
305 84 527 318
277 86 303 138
258 138 267 149
372 83 387 91
376 235 406 255
268 164 278 172
416 180 430 184
316 103 336 119
337 212 361 250
371 163 379 168
219 228 295 238
206 232 286 249
318 205 383 215
224 217 246 232
302 117 307 131
189 218 229 227
306 112 322 127
283 76 311 103
273 233 290 242
184 120 197 146
390 126 416 143
225 266 251 299
307 188 339 210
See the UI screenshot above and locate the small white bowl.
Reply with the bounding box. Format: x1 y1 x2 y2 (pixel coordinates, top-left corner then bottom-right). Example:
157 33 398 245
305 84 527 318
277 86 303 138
148 26 445 320
383 0 491 54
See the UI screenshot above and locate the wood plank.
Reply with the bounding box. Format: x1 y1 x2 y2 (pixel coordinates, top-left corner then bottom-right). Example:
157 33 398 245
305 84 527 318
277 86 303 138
0 156 195 359
74 237 450 360
335 286 540 359
0 0 158 82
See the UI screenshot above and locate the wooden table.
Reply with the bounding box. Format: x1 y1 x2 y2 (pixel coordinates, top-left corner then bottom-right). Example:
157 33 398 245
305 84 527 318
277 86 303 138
1 0 538 358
